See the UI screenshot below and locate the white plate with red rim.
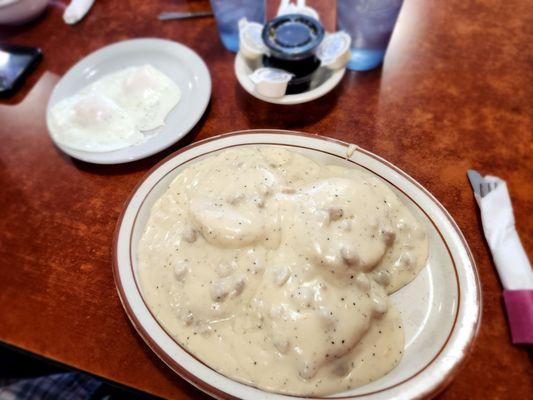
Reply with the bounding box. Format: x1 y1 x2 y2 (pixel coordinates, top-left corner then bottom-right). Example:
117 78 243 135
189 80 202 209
113 130 481 400
46 38 211 165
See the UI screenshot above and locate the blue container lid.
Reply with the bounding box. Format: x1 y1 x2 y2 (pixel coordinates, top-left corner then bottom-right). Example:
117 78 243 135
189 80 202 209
262 14 325 60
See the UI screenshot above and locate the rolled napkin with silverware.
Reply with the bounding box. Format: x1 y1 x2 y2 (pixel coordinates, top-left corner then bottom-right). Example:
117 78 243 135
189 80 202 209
468 170 533 344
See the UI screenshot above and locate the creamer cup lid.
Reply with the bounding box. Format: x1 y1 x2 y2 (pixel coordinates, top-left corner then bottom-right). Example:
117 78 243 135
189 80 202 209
249 68 293 84
316 31 351 65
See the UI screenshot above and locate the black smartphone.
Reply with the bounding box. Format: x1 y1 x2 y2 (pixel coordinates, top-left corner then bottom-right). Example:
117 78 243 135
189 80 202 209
0 44 42 96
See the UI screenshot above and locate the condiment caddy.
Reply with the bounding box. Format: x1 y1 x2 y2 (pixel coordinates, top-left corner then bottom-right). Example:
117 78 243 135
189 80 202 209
235 0 351 104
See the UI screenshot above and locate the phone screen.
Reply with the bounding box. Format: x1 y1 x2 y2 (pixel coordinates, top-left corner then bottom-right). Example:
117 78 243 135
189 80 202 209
0 45 42 95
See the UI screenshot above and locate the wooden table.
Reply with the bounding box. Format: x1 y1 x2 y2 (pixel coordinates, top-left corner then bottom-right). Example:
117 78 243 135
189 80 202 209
0 0 531 399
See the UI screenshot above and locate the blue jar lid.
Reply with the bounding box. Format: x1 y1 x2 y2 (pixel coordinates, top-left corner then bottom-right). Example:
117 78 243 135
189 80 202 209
262 14 325 60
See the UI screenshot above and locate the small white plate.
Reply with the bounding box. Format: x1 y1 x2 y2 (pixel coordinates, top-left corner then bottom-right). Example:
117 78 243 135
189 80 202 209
46 38 211 164
234 53 345 105
114 130 481 400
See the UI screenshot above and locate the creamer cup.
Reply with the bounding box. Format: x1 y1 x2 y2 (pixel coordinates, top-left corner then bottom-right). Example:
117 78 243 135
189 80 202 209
249 68 293 98
239 18 268 60
316 31 352 70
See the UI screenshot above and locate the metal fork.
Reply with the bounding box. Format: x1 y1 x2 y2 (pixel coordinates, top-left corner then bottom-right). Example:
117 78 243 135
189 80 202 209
467 169 499 198
480 180 498 197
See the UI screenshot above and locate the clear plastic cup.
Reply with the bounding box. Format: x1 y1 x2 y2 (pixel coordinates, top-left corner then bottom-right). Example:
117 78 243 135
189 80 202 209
336 0 404 71
210 0 265 52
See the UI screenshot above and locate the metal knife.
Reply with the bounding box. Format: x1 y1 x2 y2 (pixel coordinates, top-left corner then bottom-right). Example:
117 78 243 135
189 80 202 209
158 11 214 21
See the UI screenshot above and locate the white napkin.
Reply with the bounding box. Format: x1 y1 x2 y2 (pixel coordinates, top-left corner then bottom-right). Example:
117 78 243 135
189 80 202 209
277 0 320 20
474 176 533 290
63 0 95 25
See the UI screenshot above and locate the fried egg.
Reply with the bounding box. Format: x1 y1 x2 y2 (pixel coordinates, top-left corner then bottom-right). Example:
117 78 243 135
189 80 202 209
48 64 181 153
48 92 143 152
91 65 182 131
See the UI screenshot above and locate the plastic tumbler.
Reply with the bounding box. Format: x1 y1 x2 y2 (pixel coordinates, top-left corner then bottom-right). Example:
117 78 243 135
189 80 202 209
336 0 404 71
210 0 265 52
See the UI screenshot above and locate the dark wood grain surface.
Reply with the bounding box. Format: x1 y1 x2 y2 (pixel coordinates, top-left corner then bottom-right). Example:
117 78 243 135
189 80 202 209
0 0 531 399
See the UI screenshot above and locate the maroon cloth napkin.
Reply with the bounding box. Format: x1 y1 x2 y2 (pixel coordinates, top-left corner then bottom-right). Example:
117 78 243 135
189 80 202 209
503 290 533 345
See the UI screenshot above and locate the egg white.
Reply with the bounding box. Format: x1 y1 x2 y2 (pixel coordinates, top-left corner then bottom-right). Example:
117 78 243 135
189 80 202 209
48 64 181 153
91 64 181 131
48 92 144 152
